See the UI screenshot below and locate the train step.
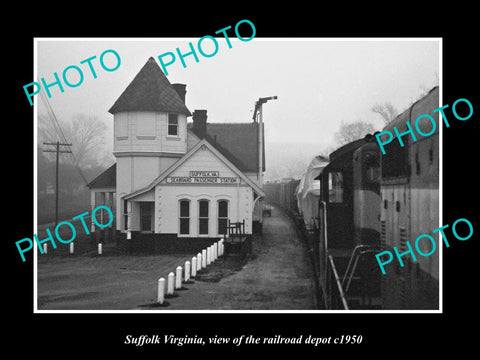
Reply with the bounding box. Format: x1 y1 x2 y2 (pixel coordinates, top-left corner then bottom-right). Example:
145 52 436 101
344 275 381 299
347 295 382 310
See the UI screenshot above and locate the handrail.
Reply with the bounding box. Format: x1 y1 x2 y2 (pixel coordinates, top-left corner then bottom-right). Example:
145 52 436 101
328 255 349 310
342 245 372 287
321 201 328 255
342 245 380 294
320 201 328 309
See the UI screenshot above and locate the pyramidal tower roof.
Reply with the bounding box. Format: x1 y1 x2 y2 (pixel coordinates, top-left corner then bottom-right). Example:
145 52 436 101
108 57 191 116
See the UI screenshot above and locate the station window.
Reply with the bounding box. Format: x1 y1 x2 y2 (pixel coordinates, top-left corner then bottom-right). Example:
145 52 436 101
140 202 153 232
198 199 209 235
179 199 190 235
328 171 344 203
123 199 128 230
168 114 178 136
218 200 229 235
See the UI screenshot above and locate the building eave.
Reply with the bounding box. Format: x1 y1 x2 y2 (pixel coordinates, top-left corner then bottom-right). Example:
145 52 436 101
123 138 265 201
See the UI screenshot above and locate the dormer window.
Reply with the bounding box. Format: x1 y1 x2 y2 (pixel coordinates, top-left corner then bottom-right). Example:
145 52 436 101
168 114 178 136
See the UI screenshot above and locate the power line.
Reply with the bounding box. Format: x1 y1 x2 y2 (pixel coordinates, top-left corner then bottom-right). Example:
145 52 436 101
43 141 72 226
39 89 68 143
38 87 90 185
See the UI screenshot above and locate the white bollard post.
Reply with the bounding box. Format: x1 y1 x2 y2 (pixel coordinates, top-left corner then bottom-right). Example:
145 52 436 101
192 257 197 278
167 272 175 295
175 266 182 289
202 249 207 268
98 243 102 255
157 278 165 304
206 246 211 265
197 253 202 271
43 243 47 254
70 242 74 254
185 261 190 282
213 242 218 260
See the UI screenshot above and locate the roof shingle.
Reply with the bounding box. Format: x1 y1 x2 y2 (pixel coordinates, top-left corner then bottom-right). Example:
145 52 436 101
108 57 191 116
86 163 116 189
188 122 264 173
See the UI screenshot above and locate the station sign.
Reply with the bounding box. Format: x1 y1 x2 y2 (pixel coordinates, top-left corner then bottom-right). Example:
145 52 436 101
166 170 239 184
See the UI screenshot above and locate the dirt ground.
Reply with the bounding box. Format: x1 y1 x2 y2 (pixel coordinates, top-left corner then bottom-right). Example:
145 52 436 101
37 253 197 310
36 205 316 311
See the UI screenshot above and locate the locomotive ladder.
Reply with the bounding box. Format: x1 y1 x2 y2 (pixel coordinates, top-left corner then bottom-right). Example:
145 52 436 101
328 254 349 310
341 244 381 307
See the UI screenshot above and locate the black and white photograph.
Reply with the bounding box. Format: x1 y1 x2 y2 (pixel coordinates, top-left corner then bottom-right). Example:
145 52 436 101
33 37 441 312
7 8 478 356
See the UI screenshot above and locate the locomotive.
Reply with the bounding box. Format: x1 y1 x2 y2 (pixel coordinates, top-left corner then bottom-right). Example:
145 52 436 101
265 86 439 310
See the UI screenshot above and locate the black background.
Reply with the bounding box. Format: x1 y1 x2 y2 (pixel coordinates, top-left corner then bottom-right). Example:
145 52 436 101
6 4 478 356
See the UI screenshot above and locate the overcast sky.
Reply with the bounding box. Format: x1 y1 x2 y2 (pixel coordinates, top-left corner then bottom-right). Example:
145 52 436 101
36 38 440 154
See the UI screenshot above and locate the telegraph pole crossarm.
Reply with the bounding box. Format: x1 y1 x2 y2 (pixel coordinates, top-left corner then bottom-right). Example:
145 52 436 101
42 141 72 226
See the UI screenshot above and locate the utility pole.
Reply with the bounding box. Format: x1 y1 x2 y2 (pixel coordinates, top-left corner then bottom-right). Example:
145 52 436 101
253 96 277 185
43 141 72 225
253 96 277 232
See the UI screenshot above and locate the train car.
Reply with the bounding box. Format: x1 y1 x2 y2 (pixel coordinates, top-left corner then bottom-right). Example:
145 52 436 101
296 155 329 231
264 178 300 215
353 140 381 247
378 86 439 310
350 139 382 307
264 181 281 206
282 178 299 214
316 138 382 309
264 87 439 311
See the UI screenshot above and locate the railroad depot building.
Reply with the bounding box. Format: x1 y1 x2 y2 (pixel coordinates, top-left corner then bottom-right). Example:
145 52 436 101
87 57 265 252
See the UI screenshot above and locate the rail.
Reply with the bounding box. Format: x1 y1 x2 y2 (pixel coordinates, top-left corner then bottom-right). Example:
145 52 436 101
342 245 379 292
319 200 349 310
321 201 328 258
328 255 349 310
320 201 328 309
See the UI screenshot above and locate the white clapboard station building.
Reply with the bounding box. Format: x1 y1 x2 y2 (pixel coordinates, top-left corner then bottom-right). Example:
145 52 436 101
87 57 266 252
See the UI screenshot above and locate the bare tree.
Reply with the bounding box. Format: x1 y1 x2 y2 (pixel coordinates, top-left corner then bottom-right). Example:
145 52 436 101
334 119 376 146
371 102 398 125
38 113 109 168
66 114 109 168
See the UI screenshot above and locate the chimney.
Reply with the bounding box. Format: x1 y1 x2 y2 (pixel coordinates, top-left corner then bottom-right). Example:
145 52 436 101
192 110 208 139
172 83 187 103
